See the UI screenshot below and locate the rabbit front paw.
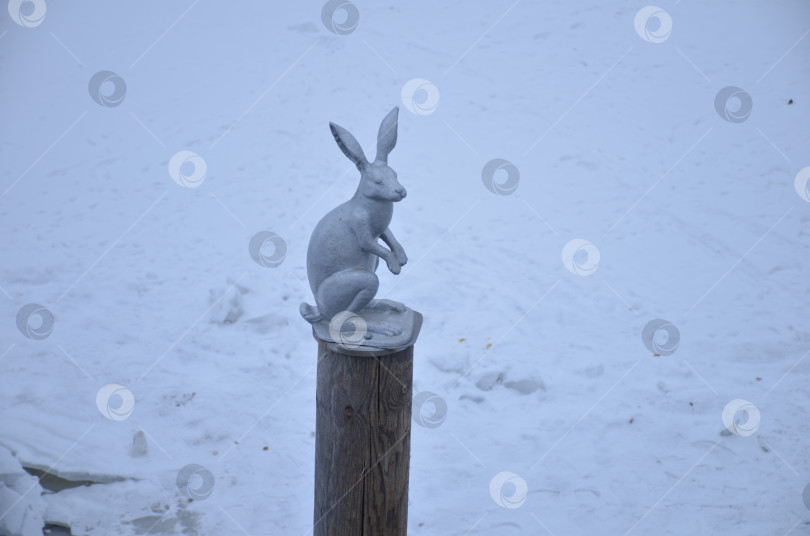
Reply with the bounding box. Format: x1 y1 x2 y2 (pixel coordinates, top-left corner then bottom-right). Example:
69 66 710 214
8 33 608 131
386 257 402 275
394 249 408 266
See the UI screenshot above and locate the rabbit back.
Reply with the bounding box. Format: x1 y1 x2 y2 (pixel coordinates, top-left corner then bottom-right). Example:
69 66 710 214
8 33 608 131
305 201 382 295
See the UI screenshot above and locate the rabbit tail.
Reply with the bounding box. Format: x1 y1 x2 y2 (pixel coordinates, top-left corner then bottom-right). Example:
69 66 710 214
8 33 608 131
299 302 322 324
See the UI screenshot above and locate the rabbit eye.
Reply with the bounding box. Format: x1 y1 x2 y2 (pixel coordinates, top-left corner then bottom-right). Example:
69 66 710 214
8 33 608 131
374 179 383 184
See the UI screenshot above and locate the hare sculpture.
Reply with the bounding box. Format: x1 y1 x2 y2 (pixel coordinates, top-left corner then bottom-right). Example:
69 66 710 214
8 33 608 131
300 107 409 336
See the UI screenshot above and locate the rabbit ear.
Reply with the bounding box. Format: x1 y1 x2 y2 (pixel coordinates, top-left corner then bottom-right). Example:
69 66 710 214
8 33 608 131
375 107 398 163
329 122 368 169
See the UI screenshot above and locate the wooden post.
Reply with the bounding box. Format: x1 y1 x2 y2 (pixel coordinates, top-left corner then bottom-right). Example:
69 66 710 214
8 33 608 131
312 338 414 536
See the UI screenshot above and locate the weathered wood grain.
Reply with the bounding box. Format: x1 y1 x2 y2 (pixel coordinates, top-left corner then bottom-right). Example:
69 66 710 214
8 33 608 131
313 340 413 536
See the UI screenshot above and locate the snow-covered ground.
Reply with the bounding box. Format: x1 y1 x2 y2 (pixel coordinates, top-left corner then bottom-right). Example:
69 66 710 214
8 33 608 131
2 0 810 534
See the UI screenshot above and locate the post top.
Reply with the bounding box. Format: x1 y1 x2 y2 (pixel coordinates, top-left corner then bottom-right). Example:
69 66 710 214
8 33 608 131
312 301 422 357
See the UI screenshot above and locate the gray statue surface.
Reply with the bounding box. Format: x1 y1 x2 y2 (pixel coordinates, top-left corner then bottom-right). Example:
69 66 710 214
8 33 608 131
300 107 421 353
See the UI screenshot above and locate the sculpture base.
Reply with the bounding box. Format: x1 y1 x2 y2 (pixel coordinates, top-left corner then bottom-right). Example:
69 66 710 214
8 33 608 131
311 300 423 356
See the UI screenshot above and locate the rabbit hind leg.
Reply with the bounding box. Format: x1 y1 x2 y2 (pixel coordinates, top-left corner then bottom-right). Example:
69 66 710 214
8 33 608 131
369 299 407 313
316 268 379 321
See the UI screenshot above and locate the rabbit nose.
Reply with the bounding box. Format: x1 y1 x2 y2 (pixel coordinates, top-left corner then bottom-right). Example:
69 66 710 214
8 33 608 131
396 186 407 198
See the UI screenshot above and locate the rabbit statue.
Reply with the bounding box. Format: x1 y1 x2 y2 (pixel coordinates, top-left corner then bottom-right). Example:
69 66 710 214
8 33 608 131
300 107 410 338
